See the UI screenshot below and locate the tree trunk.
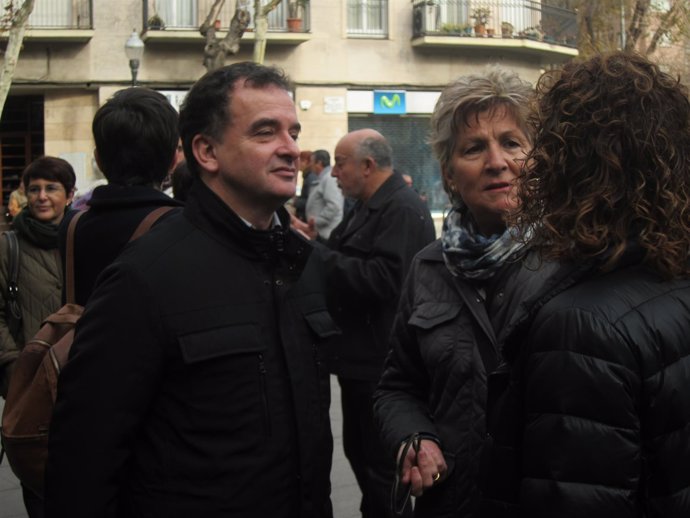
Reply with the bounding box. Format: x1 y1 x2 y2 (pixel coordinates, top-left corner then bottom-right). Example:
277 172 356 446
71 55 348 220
253 15 268 64
252 0 282 64
0 0 36 117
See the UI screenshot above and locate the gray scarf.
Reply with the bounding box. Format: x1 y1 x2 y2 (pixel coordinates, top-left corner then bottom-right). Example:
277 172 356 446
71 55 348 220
441 206 526 280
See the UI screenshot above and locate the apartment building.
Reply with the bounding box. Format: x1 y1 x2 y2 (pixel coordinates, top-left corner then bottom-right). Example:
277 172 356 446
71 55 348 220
0 0 578 214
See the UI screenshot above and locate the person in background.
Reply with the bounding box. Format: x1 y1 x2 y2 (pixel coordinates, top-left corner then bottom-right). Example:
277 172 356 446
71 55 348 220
374 67 539 518
295 128 436 518
305 149 343 240
7 183 27 221
480 51 690 518
171 161 194 202
294 149 315 221
0 156 76 518
58 87 182 306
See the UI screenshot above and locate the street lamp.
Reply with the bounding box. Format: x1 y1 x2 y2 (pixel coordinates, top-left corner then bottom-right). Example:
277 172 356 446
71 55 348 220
124 30 144 86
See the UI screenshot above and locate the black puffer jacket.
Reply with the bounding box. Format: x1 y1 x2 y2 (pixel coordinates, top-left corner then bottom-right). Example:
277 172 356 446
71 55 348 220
480 257 690 518
374 242 555 518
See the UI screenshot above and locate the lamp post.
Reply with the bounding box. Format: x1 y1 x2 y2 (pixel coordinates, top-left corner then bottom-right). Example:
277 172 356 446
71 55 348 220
124 30 144 87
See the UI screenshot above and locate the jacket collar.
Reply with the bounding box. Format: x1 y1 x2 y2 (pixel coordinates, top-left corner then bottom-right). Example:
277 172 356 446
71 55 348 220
498 256 594 362
88 184 183 209
339 172 407 240
184 178 311 269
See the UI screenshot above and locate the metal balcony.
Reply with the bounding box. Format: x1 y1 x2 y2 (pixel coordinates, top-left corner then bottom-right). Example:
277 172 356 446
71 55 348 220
412 0 578 59
143 0 311 34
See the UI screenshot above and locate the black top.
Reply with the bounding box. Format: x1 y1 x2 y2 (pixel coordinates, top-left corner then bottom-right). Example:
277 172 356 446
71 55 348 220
58 184 182 305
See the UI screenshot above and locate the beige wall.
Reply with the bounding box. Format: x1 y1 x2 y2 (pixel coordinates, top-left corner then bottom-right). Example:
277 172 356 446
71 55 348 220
43 91 100 190
4 0 581 193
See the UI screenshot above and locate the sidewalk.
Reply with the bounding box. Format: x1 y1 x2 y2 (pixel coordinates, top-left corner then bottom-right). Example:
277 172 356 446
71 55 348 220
0 376 360 518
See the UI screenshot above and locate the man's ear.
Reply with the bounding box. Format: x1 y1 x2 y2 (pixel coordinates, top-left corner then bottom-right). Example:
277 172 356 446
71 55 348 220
362 157 375 177
192 134 218 174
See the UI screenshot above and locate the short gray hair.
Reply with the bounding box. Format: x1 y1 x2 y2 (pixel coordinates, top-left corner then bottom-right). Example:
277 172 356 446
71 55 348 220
355 136 393 169
429 66 534 170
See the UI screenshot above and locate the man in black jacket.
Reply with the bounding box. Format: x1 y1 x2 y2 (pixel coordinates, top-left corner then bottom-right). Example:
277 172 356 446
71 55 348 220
45 62 337 518
295 129 436 517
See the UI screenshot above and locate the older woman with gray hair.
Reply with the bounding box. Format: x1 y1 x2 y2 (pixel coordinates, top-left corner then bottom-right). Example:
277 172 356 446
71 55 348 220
373 67 537 517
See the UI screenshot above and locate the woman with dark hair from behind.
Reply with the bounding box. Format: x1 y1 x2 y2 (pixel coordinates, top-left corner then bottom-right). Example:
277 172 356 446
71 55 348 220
480 51 690 518
0 156 76 517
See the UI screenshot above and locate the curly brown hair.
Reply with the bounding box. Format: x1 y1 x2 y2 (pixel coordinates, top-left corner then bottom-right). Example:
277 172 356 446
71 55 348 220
513 51 690 278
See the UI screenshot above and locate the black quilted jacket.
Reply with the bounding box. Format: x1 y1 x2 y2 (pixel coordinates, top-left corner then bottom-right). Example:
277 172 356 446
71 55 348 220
480 256 690 518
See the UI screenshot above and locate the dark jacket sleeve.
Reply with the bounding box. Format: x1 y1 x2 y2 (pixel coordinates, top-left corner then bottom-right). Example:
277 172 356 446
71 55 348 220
519 308 641 518
319 203 434 305
45 263 164 518
373 257 438 459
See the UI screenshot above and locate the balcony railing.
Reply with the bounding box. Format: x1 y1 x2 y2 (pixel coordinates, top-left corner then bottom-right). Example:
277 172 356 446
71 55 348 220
413 0 577 48
143 0 311 33
27 0 93 29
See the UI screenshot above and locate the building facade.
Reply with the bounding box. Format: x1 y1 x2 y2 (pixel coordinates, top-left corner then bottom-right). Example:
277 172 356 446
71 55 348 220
1 0 579 214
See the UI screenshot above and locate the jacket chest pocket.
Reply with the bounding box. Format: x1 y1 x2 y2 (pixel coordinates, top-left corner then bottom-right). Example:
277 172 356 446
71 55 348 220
409 302 466 369
178 324 265 364
176 325 268 415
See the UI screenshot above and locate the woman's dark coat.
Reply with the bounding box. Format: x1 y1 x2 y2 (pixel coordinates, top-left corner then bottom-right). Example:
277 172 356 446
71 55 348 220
374 241 553 517
480 256 690 518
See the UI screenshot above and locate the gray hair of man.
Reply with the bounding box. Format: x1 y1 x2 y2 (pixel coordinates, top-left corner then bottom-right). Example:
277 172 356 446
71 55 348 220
354 135 393 170
429 65 534 172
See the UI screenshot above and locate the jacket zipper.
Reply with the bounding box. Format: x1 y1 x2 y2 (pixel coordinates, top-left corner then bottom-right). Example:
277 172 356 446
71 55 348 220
258 353 272 437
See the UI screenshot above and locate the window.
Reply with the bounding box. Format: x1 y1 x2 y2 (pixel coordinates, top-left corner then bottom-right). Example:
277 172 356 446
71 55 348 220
349 115 449 213
29 0 72 28
347 0 388 38
157 0 198 28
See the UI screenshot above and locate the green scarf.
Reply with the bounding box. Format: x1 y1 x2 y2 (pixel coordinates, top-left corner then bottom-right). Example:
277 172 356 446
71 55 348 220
12 206 61 250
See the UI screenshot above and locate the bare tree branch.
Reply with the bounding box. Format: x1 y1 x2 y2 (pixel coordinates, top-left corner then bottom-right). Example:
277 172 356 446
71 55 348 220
625 0 651 51
0 0 35 116
200 0 251 72
646 0 684 54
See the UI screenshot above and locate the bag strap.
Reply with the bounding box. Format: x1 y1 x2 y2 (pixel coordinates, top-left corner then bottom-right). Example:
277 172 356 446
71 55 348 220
64 206 174 304
3 231 23 339
4 231 20 308
128 206 174 243
64 211 88 304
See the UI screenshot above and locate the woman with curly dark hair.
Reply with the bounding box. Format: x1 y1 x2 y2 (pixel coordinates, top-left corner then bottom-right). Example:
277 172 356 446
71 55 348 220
480 52 690 518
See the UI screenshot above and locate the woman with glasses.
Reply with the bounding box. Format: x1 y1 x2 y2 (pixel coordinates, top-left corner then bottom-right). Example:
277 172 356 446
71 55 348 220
0 156 75 517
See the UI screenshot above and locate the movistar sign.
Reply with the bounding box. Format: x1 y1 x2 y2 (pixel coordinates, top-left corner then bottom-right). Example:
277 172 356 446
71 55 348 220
374 90 406 115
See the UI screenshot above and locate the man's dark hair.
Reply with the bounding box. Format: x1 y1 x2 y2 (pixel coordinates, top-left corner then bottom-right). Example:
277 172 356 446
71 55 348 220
312 149 330 168
179 61 292 177
92 88 179 186
22 156 77 193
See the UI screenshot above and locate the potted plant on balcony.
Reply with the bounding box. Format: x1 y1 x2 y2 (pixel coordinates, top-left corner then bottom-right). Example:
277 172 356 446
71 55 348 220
501 21 514 38
287 0 308 32
523 25 544 41
470 7 491 37
147 1 165 30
